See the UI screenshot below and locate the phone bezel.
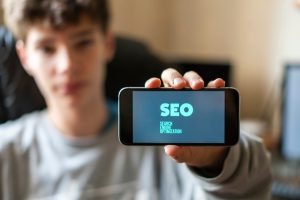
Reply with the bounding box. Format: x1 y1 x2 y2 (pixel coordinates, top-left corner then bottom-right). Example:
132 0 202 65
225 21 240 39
118 87 240 146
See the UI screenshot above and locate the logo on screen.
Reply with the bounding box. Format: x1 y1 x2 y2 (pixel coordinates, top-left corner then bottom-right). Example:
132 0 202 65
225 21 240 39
160 121 182 134
159 103 193 134
160 103 194 117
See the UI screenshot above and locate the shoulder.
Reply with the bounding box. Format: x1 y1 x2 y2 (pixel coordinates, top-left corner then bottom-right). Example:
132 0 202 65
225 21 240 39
0 110 46 152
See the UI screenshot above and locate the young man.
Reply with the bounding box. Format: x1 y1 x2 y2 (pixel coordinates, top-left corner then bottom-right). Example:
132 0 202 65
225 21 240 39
0 0 271 199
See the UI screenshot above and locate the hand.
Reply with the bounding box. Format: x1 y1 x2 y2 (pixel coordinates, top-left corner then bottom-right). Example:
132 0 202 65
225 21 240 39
145 68 229 174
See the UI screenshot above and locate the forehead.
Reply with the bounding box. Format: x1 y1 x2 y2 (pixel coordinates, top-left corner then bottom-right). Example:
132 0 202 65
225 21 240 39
24 16 103 43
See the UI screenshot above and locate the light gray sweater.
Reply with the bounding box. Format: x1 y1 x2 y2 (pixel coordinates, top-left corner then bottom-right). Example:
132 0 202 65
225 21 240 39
0 110 271 200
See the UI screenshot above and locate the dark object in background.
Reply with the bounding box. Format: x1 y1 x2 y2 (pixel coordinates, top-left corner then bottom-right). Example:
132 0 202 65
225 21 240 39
172 60 232 86
105 37 165 101
0 26 165 123
0 27 45 123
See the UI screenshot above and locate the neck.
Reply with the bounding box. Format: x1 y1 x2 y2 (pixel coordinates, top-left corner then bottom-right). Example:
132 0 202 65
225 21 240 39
48 98 108 138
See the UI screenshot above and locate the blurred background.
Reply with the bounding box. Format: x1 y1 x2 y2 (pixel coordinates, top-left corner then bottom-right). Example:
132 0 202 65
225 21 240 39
1 0 299 138
108 0 300 139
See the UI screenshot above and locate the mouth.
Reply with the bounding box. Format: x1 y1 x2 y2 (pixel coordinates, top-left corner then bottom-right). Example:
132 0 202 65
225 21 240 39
59 82 85 95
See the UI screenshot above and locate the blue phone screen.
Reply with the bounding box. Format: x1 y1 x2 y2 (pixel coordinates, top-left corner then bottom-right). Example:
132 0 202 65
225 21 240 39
132 91 225 143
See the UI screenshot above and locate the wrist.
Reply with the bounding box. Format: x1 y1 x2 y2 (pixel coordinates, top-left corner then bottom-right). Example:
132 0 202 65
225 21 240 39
190 147 230 178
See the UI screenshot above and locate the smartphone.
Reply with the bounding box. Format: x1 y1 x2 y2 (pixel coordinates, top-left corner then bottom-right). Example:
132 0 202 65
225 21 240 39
118 87 240 146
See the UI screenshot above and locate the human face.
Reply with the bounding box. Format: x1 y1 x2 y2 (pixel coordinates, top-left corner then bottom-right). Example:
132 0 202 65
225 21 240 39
17 17 114 109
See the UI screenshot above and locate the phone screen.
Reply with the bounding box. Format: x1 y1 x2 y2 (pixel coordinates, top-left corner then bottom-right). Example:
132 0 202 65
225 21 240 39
118 88 239 145
133 91 224 143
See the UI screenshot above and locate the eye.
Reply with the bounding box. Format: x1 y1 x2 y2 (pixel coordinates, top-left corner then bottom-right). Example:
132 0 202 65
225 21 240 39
38 45 55 55
75 39 94 49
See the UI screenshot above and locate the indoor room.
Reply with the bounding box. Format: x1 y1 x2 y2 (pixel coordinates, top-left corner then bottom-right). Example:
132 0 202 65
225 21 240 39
109 1 300 199
0 0 299 199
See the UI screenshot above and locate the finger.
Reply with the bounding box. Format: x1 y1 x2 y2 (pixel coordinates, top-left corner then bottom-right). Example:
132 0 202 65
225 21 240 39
183 71 205 90
165 145 228 168
207 78 225 88
164 145 185 163
145 77 161 88
164 145 193 163
161 68 186 89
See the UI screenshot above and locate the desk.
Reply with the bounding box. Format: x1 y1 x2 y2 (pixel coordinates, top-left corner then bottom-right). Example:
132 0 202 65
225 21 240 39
261 135 300 200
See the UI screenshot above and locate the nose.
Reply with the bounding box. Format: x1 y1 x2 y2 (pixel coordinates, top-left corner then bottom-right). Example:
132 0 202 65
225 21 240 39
56 47 77 74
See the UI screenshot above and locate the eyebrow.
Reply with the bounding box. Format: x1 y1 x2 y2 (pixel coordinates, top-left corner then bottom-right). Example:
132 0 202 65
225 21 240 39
33 28 96 46
68 29 95 39
34 37 55 46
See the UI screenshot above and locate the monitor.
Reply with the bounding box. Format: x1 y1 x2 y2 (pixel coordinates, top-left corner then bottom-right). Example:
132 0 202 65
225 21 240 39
281 64 300 160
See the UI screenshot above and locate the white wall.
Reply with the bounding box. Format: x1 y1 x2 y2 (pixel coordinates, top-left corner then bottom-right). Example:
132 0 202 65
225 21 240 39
110 0 172 53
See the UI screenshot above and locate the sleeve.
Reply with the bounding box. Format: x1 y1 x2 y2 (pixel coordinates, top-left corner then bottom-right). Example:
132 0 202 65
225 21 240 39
0 139 11 200
0 153 3 200
0 135 12 200
189 130 272 200
0 122 28 200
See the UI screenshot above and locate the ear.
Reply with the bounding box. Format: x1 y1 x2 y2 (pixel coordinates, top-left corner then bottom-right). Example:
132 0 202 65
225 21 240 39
16 40 33 76
104 30 116 62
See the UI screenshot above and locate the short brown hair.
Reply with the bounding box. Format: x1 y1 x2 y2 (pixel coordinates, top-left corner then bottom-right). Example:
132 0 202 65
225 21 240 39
2 0 110 40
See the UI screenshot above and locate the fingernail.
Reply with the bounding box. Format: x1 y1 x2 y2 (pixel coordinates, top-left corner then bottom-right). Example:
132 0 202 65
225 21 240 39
191 79 204 88
174 78 184 85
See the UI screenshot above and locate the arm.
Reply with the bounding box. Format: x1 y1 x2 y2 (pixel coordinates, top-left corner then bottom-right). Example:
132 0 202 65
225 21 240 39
145 68 272 199
189 131 272 199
